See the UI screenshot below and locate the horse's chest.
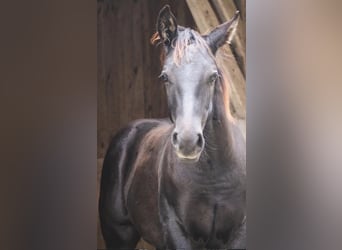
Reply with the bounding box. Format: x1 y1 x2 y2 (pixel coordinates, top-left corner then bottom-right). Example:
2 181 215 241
182 197 243 244
163 165 245 245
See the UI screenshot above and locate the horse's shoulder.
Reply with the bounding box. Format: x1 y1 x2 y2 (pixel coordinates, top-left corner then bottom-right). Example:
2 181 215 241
230 121 246 166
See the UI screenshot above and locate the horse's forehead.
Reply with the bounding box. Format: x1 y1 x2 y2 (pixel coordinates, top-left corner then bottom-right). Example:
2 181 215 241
165 46 215 71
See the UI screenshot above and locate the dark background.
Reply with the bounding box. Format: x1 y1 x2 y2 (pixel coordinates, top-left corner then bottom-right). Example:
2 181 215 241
1 1 342 250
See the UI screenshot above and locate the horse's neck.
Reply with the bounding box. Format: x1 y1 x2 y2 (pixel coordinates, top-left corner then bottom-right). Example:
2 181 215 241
203 84 235 163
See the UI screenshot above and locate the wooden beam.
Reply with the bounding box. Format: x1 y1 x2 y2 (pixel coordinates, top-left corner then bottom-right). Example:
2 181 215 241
185 0 246 119
234 0 246 23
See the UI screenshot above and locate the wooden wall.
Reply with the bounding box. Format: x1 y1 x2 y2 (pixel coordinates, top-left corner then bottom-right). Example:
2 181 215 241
97 0 196 159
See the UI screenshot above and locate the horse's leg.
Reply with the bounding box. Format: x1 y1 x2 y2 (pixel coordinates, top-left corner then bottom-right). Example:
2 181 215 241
229 218 246 249
163 221 193 250
101 221 140 250
100 185 141 249
159 198 193 250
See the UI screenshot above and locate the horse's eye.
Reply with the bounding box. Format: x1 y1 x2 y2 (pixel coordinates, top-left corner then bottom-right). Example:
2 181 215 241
209 73 218 85
159 73 168 82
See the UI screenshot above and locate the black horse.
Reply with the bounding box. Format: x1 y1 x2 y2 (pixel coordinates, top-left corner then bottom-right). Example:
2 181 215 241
99 5 246 249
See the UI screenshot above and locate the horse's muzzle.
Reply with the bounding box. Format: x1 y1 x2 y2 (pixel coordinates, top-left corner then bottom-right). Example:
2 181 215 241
171 130 204 161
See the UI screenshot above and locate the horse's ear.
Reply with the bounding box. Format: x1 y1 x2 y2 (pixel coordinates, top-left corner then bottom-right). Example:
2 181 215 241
204 11 240 54
157 5 178 47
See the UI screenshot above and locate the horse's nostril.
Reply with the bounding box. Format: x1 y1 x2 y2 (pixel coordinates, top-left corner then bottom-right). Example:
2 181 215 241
197 134 204 148
172 132 178 145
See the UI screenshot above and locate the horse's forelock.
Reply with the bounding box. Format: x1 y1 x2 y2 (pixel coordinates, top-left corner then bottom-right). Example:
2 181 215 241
173 29 212 65
151 28 212 65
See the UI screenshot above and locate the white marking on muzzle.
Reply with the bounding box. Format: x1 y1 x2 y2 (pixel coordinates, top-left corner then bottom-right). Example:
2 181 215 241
175 151 200 160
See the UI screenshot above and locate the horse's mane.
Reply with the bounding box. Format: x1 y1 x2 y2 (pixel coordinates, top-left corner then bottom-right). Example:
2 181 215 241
151 27 234 122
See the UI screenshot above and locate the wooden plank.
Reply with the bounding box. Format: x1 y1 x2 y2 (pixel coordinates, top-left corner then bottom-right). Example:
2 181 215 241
211 0 246 76
185 0 246 119
234 0 246 23
234 0 246 56
97 1 120 158
186 0 220 32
